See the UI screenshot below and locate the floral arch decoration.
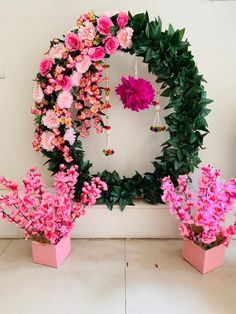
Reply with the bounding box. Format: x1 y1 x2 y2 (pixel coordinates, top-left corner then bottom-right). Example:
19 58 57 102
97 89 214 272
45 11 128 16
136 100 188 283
32 11 212 210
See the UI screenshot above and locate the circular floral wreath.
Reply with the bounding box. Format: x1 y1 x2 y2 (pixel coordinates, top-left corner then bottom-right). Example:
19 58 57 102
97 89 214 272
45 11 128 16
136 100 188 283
32 11 212 210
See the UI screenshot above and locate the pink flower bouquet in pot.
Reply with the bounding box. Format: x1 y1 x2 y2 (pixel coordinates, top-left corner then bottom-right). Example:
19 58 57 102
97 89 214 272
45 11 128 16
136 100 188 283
161 165 236 274
0 165 107 267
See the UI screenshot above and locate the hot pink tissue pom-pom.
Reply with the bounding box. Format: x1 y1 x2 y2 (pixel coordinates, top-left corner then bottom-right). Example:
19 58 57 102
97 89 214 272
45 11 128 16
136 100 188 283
115 76 155 112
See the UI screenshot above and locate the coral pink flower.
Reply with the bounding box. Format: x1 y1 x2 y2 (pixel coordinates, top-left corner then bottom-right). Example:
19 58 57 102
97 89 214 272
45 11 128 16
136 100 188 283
104 36 119 55
39 58 53 76
56 76 72 91
76 55 91 74
65 32 81 51
64 127 76 145
97 15 114 35
117 12 129 28
42 110 60 129
78 21 96 41
70 71 81 86
48 43 65 59
117 27 133 49
41 131 55 151
32 83 44 103
57 91 73 109
90 47 105 61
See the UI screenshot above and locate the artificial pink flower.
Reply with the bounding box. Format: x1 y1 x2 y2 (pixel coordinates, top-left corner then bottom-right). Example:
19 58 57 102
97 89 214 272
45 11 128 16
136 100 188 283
97 15 114 35
76 55 91 73
117 12 129 28
57 91 73 109
56 76 72 91
41 131 55 151
90 47 106 61
42 110 60 129
48 43 65 59
117 27 133 49
44 85 54 95
63 127 76 145
65 32 81 51
104 36 119 55
32 83 44 103
70 71 82 86
78 21 96 41
39 58 53 76
115 76 155 111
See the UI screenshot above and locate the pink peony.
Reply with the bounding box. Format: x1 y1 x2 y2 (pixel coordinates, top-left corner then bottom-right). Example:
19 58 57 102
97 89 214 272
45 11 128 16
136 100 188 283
42 110 60 129
78 21 96 41
56 76 72 91
41 131 55 151
115 76 155 112
104 36 119 55
65 32 81 51
39 58 53 76
32 83 44 103
48 43 65 59
117 27 133 49
76 55 91 73
90 47 105 61
64 127 76 145
70 71 81 86
117 12 129 28
57 91 73 109
97 15 114 35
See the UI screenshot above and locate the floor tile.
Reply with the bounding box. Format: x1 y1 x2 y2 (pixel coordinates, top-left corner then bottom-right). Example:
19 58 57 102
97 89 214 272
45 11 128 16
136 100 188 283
0 239 125 314
125 240 236 314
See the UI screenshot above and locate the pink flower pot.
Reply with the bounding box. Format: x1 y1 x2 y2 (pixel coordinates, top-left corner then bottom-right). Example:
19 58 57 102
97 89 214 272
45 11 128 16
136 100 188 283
182 238 225 274
31 234 71 268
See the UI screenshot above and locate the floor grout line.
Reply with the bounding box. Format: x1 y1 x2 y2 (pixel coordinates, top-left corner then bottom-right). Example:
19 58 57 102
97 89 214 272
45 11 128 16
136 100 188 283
124 239 127 314
0 239 13 258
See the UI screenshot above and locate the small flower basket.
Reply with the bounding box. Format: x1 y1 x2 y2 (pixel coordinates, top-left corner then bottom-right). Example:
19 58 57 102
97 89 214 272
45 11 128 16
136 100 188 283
0 165 107 267
182 238 225 274
161 165 236 274
31 233 71 268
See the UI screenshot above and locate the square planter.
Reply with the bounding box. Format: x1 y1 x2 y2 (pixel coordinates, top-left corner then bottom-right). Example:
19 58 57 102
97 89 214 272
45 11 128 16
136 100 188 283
31 234 71 268
182 238 225 274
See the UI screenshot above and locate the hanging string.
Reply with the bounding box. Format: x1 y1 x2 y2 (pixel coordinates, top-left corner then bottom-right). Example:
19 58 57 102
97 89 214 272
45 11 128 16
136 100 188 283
150 88 166 133
103 63 114 156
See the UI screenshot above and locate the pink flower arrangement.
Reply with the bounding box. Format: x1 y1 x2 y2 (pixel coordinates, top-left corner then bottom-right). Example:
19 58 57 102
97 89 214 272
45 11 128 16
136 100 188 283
57 91 73 109
90 47 106 61
0 166 107 244
117 12 129 28
65 32 81 51
78 21 96 41
117 27 133 49
64 127 76 145
104 36 119 55
56 75 72 91
75 55 92 73
96 15 114 35
39 58 53 76
42 110 60 129
48 43 65 59
161 165 236 249
115 76 155 111
32 83 44 103
41 131 55 151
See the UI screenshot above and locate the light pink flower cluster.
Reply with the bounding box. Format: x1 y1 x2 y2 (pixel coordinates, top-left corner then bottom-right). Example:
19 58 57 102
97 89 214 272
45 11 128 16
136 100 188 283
161 165 236 249
0 166 107 245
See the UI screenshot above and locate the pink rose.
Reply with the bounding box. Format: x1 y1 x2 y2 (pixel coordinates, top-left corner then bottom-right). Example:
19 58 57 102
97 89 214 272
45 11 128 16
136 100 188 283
117 27 133 49
56 76 72 91
39 58 53 76
65 32 81 51
104 37 119 55
97 16 114 35
117 12 129 28
90 47 106 61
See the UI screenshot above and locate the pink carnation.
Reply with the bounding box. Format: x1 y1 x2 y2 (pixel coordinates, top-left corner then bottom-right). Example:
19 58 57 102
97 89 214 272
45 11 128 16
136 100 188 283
115 76 155 111
104 36 119 55
78 21 96 41
42 110 60 129
56 76 72 91
57 91 73 109
48 43 65 59
76 55 91 74
65 32 81 51
64 127 76 145
117 12 129 28
41 131 55 151
97 16 114 35
117 27 133 49
39 58 53 76
90 47 105 61
32 83 44 103
70 71 81 86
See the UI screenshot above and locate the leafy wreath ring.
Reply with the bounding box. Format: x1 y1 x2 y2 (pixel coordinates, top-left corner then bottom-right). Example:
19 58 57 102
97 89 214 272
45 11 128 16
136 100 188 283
32 11 212 210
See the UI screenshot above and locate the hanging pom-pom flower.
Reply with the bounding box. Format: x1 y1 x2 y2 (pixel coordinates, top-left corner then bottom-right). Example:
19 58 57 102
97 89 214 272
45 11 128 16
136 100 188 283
115 76 155 112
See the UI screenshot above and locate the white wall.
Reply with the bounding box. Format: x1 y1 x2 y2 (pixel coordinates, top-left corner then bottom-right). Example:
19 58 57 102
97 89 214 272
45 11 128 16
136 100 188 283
0 0 236 186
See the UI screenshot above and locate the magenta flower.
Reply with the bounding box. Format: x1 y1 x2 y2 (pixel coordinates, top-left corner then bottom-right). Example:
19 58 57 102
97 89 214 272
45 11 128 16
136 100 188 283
115 76 155 112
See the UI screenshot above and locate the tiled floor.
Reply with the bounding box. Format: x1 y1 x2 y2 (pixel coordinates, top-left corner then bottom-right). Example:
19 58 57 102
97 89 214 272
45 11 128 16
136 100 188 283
0 239 235 314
